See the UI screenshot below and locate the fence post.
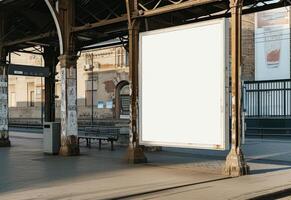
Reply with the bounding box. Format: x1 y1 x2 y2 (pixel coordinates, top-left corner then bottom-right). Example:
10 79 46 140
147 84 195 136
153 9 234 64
283 81 286 117
257 82 260 117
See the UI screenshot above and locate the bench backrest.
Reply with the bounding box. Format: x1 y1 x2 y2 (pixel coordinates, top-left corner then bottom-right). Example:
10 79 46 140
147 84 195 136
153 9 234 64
85 127 120 140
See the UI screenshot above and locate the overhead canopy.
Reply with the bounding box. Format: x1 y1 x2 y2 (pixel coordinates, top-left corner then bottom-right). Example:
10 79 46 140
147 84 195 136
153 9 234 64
0 0 290 53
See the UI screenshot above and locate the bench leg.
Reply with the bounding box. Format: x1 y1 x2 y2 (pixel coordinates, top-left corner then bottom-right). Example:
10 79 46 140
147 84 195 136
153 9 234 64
99 139 101 150
88 139 91 149
110 141 114 151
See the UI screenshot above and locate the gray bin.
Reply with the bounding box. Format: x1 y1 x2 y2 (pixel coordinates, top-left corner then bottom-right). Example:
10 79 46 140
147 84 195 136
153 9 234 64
43 122 61 154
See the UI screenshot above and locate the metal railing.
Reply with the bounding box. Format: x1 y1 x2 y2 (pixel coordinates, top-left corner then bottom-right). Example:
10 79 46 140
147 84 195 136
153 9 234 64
243 79 291 117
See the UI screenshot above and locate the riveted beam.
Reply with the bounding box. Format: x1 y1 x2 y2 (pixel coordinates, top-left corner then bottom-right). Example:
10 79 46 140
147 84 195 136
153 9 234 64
71 15 128 33
3 31 55 47
138 0 220 18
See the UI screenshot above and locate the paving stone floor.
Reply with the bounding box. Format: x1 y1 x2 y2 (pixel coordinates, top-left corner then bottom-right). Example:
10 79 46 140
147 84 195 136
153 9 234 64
1 132 291 199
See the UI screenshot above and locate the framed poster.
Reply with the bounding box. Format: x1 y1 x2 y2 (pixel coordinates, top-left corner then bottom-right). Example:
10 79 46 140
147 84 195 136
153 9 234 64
139 18 229 150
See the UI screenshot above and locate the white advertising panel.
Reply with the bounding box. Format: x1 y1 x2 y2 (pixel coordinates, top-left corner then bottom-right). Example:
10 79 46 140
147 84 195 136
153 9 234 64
255 7 290 80
139 19 229 150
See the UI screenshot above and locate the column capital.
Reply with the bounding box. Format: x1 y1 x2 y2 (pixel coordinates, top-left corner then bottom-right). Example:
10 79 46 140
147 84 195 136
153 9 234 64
58 54 78 63
229 0 243 7
58 54 78 70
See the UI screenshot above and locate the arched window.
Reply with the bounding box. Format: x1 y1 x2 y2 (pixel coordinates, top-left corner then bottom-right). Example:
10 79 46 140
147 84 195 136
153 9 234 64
115 81 129 119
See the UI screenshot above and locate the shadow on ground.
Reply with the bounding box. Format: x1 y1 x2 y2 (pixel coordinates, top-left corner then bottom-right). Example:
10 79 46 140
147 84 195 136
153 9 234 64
1 135 291 195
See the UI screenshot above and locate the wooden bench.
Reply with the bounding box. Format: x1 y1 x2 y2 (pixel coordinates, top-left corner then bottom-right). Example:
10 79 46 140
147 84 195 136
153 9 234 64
78 127 120 151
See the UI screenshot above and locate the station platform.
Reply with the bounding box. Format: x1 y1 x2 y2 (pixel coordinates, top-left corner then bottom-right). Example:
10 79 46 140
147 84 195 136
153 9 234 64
1 131 291 199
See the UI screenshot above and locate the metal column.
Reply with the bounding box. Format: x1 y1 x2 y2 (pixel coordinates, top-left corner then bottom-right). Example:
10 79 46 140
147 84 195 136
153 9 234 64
125 0 147 163
224 0 249 176
43 47 57 122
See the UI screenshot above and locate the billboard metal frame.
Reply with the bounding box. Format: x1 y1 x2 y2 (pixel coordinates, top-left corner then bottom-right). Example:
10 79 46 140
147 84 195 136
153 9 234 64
138 18 229 150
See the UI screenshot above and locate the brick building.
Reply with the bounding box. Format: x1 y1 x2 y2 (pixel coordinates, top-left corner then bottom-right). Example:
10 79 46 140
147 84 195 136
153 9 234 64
242 14 255 81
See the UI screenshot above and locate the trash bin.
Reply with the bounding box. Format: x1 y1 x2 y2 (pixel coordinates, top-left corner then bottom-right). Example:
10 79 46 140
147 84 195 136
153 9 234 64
43 122 61 154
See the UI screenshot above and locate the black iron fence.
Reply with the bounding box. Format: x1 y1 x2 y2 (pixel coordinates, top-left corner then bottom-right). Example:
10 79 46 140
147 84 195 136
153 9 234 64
243 79 291 117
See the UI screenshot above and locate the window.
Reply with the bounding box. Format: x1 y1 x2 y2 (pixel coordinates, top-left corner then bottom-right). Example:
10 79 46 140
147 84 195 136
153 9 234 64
9 93 16 107
116 48 124 67
85 90 97 106
85 79 97 106
125 50 129 67
35 86 44 104
120 95 130 115
97 101 104 109
27 82 35 107
41 89 45 103
30 91 35 107
120 85 130 116
9 84 16 107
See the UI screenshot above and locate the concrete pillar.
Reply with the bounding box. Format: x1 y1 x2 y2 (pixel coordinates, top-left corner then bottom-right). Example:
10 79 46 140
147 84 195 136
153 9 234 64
0 51 9 147
58 55 79 156
224 0 249 176
0 9 10 147
125 0 147 163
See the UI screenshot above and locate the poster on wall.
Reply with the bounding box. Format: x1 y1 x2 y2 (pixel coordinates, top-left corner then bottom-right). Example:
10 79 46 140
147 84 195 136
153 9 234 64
255 7 290 80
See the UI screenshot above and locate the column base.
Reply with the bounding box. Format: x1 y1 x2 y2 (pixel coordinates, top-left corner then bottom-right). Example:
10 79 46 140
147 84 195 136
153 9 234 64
144 146 162 152
0 139 10 147
59 135 80 156
224 148 249 177
125 146 147 164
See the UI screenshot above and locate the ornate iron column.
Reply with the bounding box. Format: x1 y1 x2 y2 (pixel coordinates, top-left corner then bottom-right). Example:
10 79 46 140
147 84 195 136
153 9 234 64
224 0 249 176
125 0 147 163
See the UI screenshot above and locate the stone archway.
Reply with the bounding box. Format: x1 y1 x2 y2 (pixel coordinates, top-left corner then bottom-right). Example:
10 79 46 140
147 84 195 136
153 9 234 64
115 80 129 119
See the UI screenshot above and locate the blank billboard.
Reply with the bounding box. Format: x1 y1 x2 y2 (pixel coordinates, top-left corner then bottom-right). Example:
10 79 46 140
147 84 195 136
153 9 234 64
139 18 229 150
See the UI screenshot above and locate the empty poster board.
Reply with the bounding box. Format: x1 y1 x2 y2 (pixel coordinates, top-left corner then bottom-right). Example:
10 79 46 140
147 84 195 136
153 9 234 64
139 18 229 150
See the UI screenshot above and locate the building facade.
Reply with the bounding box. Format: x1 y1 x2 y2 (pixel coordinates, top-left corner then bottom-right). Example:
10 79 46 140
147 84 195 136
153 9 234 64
9 45 129 124
10 13 283 124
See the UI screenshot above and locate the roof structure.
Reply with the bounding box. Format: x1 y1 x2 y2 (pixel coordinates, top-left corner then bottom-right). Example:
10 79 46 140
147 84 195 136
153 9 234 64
0 0 290 53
